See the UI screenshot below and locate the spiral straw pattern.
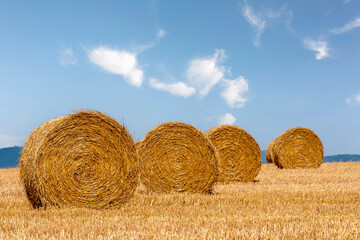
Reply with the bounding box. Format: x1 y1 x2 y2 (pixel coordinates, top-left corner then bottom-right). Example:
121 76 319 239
205 125 262 183
266 127 324 169
139 122 218 194
19 110 139 209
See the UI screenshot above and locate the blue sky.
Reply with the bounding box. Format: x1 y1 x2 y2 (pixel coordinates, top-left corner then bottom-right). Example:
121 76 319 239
0 0 360 155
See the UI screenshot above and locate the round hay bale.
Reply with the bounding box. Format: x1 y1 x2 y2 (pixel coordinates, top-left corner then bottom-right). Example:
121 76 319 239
265 139 275 163
138 122 218 193
20 116 65 208
205 125 261 183
19 110 139 209
268 127 323 169
266 137 281 164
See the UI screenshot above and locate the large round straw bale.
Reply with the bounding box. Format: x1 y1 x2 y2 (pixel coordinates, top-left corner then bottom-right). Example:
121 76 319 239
267 127 323 169
205 125 261 183
139 122 218 193
19 110 139 209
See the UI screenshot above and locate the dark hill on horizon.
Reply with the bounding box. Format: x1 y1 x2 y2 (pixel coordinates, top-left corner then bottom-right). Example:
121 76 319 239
0 147 359 168
0 146 22 168
260 150 360 164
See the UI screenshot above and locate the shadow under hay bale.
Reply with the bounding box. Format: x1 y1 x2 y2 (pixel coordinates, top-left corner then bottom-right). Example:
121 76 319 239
138 122 218 194
19 110 139 209
266 127 324 169
205 125 262 183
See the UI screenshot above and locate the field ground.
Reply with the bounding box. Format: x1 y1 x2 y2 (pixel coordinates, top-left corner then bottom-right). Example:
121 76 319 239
0 162 359 239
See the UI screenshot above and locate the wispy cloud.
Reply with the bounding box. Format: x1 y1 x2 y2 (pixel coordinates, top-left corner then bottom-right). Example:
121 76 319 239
149 78 195 98
221 77 249 108
89 47 143 87
157 29 166 39
186 49 226 97
330 17 360 35
282 10 293 30
218 113 236 125
241 3 293 47
242 4 266 47
59 48 78 65
343 0 353 4
346 94 360 105
135 28 166 53
303 38 330 60
0 134 25 148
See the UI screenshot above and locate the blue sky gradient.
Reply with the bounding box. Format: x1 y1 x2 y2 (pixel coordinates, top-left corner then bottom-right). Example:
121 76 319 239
1 0 360 155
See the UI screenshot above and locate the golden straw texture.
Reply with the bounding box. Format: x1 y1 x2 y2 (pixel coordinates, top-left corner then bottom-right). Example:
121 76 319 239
134 140 142 154
139 122 218 194
19 110 139 209
266 127 324 169
205 125 262 183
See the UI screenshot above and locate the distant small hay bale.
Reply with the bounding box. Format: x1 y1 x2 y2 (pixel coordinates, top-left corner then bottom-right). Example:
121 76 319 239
19 110 139 209
267 127 324 169
267 133 286 167
205 125 262 183
265 140 274 163
266 138 279 164
138 122 218 193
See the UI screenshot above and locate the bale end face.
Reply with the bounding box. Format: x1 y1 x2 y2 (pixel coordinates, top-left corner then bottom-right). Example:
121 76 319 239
19 110 139 209
139 122 218 194
205 125 262 183
269 127 324 169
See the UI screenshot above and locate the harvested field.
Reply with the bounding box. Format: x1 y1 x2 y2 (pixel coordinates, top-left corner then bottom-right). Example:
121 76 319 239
1 162 359 239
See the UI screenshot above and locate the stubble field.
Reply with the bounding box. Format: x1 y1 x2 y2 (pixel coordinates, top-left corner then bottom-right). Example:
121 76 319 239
0 162 359 239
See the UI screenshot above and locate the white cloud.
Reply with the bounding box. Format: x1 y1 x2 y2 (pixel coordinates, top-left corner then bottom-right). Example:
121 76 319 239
186 49 226 97
330 17 360 35
88 47 143 87
59 48 77 65
303 38 330 60
242 5 266 47
149 78 196 98
88 29 165 86
0 135 25 148
218 113 236 125
343 0 352 4
346 94 360 105
185 49 250 107
221 77 249 108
